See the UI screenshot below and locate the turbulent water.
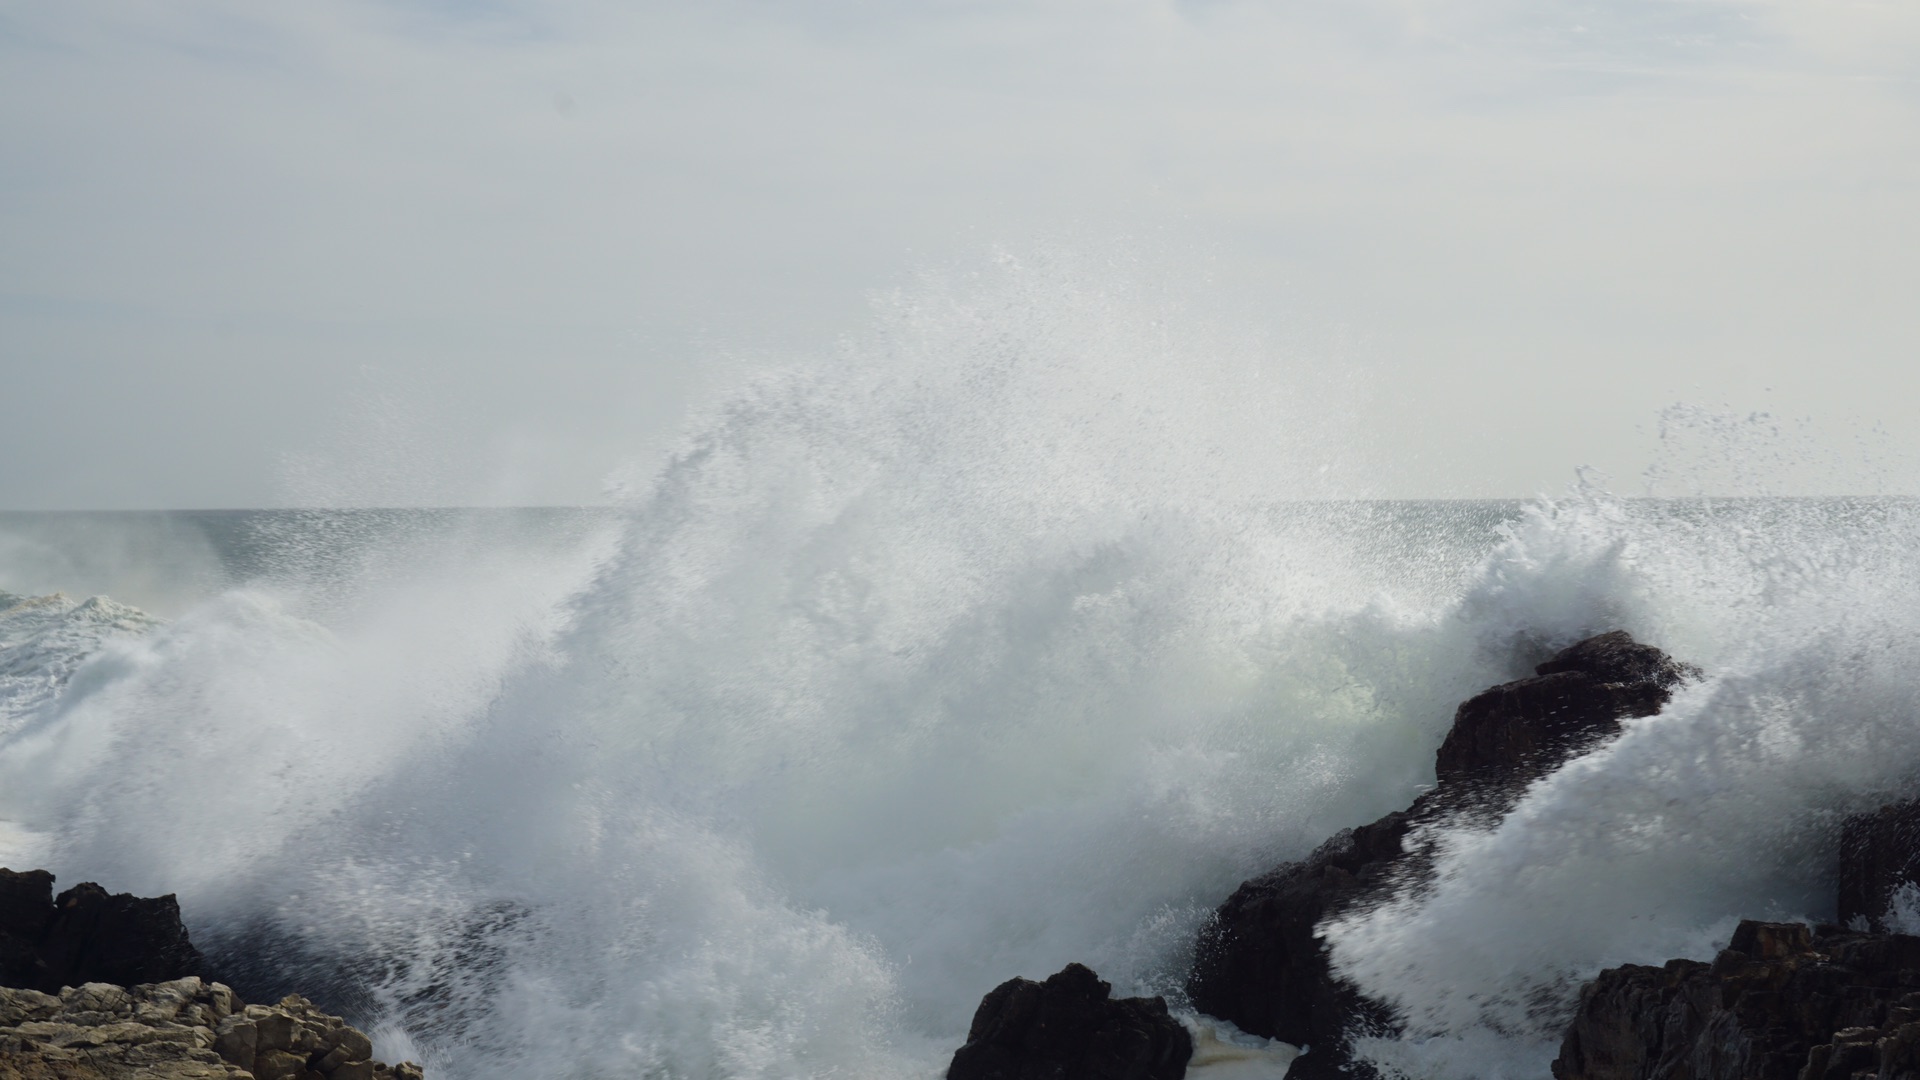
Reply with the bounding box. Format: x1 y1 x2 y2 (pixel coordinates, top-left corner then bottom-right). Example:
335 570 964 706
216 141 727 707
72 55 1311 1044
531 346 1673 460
2 258 1915 1079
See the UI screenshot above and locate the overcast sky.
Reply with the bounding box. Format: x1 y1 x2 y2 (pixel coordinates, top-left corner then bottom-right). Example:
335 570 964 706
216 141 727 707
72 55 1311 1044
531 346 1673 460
3 0 1917 508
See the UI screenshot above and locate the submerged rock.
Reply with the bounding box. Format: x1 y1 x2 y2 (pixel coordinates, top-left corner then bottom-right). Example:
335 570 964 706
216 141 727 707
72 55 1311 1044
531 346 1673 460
1187 631 1696 1077
1553 919 1920 1080
0 976 421 1080
0 870 203 996
947 963 1191 1080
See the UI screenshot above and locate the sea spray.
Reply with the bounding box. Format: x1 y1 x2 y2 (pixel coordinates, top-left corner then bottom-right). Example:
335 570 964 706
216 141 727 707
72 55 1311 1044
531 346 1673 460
0 252 1907 1078
0 252 1511 1077
1325 493 1920 1078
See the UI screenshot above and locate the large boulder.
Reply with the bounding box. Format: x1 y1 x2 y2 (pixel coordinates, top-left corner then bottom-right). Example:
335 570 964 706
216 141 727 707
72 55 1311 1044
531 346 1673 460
947 963 1191 1080
1552 920 1920 1080
1187 631 1696 1078
0 871 204 995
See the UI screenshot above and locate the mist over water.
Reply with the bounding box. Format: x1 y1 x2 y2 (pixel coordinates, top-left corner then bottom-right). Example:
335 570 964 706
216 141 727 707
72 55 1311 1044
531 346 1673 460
0 251 1912 1079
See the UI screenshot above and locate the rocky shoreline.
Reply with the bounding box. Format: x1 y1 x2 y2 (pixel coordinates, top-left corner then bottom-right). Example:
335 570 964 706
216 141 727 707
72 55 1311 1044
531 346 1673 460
947 631 1920 1079
0 869 421 1080
0 978 421 1080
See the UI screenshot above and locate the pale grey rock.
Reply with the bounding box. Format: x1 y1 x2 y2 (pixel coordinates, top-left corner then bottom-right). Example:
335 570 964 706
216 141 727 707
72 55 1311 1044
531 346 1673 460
0 978 423 1080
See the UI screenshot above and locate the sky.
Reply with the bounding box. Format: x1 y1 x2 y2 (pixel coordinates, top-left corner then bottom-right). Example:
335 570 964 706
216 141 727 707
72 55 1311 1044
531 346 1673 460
2 0 1917 508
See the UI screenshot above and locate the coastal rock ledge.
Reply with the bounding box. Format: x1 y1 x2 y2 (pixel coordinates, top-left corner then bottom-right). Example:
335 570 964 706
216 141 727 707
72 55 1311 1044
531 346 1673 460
0 869 203 995
1551 792 1920 1080
0 976 422 1080
0 869 422 1080
1554 920 1920 1080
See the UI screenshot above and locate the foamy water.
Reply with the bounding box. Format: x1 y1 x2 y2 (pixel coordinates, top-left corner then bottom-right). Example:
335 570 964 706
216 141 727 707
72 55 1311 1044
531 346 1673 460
0 253 1911 1079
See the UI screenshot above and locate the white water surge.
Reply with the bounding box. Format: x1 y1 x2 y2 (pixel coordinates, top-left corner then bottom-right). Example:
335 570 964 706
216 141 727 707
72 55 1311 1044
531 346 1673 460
0 253 1913 1080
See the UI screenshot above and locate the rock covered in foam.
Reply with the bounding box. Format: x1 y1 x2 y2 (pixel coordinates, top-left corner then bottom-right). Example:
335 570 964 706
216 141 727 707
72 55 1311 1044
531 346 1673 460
1552 920 1920 1080
0 976 422 1080
0 870 203 995
0 592 159 734
1186 631 1697 1078
946 963 1191 1080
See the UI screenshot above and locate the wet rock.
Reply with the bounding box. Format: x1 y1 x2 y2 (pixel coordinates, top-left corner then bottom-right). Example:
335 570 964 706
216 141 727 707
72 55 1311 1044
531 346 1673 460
0 872 55 990
1187 631 1696 1078
38 884 204 995
1552 919 1920 1080
1182 810 1411 1076
1435 631 1698 794
947 963 1191 1080
0 871 204 995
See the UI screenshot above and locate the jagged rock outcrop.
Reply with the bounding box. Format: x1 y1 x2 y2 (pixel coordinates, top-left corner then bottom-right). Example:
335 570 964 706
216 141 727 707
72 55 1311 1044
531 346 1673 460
1187 631 1697 1078
0 976 422 1080
1551 791 1920 1080
1435 631 1699 796
1552 919 1920 1080
947 963 1191 1080
0 870 204 996
1840 796 1920 932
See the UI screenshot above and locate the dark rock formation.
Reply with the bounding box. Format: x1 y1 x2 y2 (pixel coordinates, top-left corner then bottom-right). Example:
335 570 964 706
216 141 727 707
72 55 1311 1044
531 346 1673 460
947 963 1191 1080
1552 919 1920 1080
1840 796 1920 932
1436 631 1699 795
1553 791 1920 1080
1181 811 1410 1077
0 871 203 995
0 872 56 994
1187 631 1697 1078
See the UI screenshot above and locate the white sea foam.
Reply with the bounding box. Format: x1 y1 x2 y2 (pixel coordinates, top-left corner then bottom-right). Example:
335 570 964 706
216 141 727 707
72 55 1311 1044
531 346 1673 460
0 590 160 735
1326 492 1920 1075
1183 1014 1300 1078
